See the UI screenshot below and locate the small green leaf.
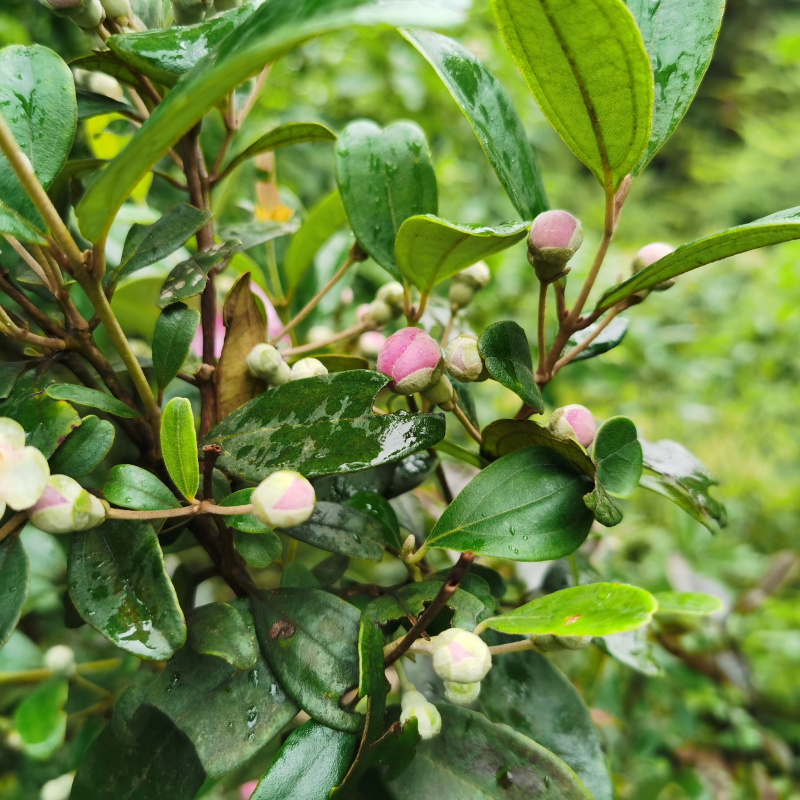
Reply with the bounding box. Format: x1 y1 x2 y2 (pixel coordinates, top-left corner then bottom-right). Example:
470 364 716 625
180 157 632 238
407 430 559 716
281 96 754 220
597 207 800 311
584 482 624 527
14 679 68 761
217 219 298 252
344 491 402 549
251 720 357 800
152 303 201 390
104 464 180 511
158 240 240 307
68 520 186 660
161 397 199 501
76 88 137 120
593 416 643 498
395 216 527 294
564 316 629 363
595 628 662 676
186 602 258 669
49 415 115 477
233 530 282 568
0 536 29 650
653 591 723 616
220 488 269 533
335 120 437 279
478 321 544 414
45 384 141 419
484 582 658 637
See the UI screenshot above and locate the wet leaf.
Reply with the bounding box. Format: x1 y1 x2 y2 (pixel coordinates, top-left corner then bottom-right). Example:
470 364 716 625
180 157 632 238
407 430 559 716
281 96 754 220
0 535 29 650
161 397 199 501
344 491 402 549
103 464 181 511
186 602 257 669
49 415 115 477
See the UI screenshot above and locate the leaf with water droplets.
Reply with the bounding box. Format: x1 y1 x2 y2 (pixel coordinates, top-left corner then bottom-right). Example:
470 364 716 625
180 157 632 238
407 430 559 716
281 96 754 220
186 602 257 669
67 519 186 661
0 536 29 651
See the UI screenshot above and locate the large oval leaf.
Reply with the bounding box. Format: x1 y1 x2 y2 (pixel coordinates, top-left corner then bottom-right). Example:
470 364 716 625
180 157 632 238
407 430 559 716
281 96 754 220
403 29 547 218
0 535 29 650
68 520 186 660
425 446 594 561
490 0 652 191
161 397 199 501
335 120 437 279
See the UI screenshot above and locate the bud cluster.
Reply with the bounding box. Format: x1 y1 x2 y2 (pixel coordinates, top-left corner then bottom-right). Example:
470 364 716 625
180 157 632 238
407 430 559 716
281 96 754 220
359 282 405 328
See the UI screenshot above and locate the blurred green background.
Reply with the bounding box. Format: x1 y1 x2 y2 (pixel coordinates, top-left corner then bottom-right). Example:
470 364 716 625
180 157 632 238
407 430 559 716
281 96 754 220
2 0 800 797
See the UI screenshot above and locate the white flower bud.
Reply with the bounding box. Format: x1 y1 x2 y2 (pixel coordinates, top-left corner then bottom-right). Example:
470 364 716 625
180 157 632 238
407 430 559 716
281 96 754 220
28 475 106 534
366 299 396 326
399 690 442 740
444 335 488 383
432 628 492 684
307 325 334 343
246 343 292 386
0 418 50 511
290 358 328 381
40 773 75 800
376 281 405 311
452 262 490 290
100 0 131 24
448 281 476 310
251 471 316 529
443 680 481 705
357 331 386 360
44 645 76 678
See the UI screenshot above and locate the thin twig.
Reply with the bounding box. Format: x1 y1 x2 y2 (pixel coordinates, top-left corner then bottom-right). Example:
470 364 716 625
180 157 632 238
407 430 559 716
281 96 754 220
552 302 627 373
4 236 53 290
452 403 482 445
106 501 254 521
281 321 370 357
536 280 548 378
440 304 457 346
0 512 26 545
202 444 221 501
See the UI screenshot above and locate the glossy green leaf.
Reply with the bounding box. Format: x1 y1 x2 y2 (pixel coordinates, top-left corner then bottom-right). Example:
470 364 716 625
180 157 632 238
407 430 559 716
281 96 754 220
252 720 357 800
653 590 723 616
478 321 544 414
597 207 800 311
161 397 199 501
14 679 68 760
0 45 76 242
344 491 402 549
158 240 239 306
283 502 384 561
403 29 547 218
220 488 269 533
490 0 652 191
386 705 591 799
103 464 181 511
72 705 205 800
253 588 362 732
152 303 201 390
0 535 29 650
479 637 613 800
564 316 629 363
68 519 186 660
0 361 27 400
76 0 463 242
76 88 137 121
45 384 141 418
595 628 662 676
639 438 726 532
186 602 257 668
108 204 213 286
224 121 337 176
427 446 594 561
205 370 445 482
395 216 527 294
484 582 658 637
233 530 282 568
49 415 115 478
593 416 643 498
335 119 437 279
626 0 725 173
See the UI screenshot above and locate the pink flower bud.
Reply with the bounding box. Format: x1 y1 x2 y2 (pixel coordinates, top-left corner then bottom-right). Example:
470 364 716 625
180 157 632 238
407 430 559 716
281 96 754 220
444 335 488 383
632 242 676 290
0 418 49 511
29 475 106 534
527 210 583 282
238 780 258 800
432 628 492 684
548 404 596 449
251 471 316 529
376 328 443 396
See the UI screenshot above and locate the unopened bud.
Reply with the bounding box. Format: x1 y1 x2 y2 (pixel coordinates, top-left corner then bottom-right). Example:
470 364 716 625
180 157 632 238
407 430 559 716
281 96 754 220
400 533 416 560
633 242 676 291
420 374 456 411
527 210 583 283
444 335 488 383
40 773 74 800
251 471 316 529
376 281 405 311
531 634 593 652
307 325 334 344
548 404 596 449
290 358 328 381
366 299 396 326
339 287 354 306
449 262 490 309
246 343 292 386
432 628 492 684
29 475 106 534
443 680 481 705
358 331 386 360
399 689 442 740
99 0 131 24
44 645 76 678
39 0 105 28
0 418 50 511
376 328 443 396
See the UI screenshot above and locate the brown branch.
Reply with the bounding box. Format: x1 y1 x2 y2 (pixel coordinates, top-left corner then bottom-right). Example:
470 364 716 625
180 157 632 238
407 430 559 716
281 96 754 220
202 444 221 501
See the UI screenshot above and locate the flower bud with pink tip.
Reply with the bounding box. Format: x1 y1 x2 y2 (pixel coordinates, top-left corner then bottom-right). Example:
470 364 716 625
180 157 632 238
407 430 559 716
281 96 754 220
28 475 106 534
432 628 492 684
444 335 488 383
632 242 676 290
548 404 596 449
251 471 316 529
376 328 444 396
527 210 584 283
0 418 50 512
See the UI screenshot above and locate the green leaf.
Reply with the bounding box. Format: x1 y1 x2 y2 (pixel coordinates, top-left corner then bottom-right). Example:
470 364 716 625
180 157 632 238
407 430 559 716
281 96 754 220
484 582 658 637
490 0 653 191
335 120 437 280
564 316 629 363
217 218 299 252
49 414 115 477
205 370 445 482
395 216 527 294
283 502 384 561
68 519 186 660
45 383 141 418
253 588 362 732
224 121 337 176
403 29 547 219
186 602 257 669
0 361 27 400
625 0 725 173
152 303 201 390
233 530 282 568
0 535 29 650
597 207 800 311
653 590 723 616
76 0 463 242
14 679 68 761
584 482 624 527
109 204 213 286
639 438 726 532
0 45 76 242
158 240 239 306
478 321 544 414
427 446 594 561
311 354 370 373
595 628 662 676
280 562 320 588
283 190 348 298
385 705 591 799
103 464 180 511
312 554 350 586
593 416 643 498
251 720 357 800
344 491 402 549
219 488 269 533
479 636 613 800
72 705 205 800
76 88 137 121
161 397 199 501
